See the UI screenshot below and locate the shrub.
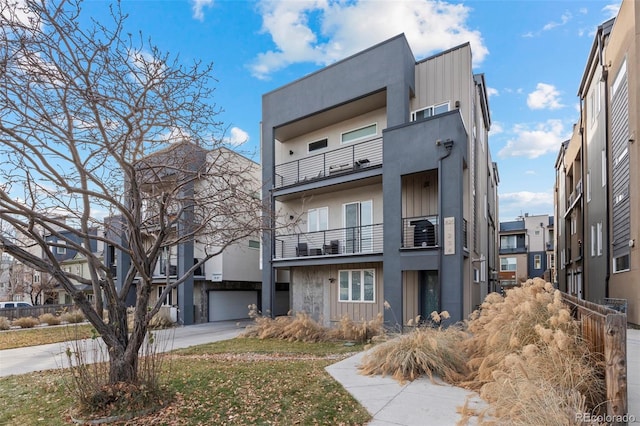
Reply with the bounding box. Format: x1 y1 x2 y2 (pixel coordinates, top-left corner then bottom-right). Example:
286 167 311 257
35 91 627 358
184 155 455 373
149 310 174 329
0 316 10 330
39 313 62 326
242 305 386 343
12 316 40 328
61 309 85 324
328 314 384 343
359 312 468 384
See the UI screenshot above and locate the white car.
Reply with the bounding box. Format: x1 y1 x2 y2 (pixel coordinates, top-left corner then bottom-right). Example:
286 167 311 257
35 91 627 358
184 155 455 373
0 301 33 308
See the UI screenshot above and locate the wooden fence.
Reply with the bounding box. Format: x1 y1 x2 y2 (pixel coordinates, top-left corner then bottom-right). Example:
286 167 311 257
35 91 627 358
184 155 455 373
561 293 627 421
0 304 75 321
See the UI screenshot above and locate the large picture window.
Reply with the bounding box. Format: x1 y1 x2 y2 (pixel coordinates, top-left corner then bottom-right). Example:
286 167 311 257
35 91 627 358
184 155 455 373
308 207 328 232
339 269 375 302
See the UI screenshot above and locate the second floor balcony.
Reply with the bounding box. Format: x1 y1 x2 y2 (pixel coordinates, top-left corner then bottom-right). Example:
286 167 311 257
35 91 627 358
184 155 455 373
274 224 383 259
274 137 382 189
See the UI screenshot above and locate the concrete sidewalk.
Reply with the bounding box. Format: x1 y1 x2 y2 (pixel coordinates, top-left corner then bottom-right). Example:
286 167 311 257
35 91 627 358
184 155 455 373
0 320 248 377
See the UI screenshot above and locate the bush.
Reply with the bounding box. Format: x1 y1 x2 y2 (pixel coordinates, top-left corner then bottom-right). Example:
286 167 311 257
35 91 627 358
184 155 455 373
242 305 385 343
39 313 62 326
61 309 85 324
149 310 174 329
0 316 10 330
359 312 468 384
12 316 40 328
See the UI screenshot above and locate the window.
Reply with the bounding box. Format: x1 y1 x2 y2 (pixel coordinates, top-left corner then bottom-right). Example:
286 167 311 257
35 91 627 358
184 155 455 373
248 240 260 249
613 255 630 273
587 170 591 202
411 102 449 121
157 285 173 306
33 274 40 283
500 257 516 272
597 222 603 256
500 235 517 250
534 255 541 269
308 138 328 152
341 124 376 144
473 268 480 282
591 225 596 257
601 149 606 187
308 207 328 232
56 241 66 254
344 201 372 253
339 269 375 302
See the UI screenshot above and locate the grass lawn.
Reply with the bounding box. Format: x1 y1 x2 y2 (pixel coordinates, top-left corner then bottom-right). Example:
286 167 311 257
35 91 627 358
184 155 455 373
0 323 95 350
0 337 371 425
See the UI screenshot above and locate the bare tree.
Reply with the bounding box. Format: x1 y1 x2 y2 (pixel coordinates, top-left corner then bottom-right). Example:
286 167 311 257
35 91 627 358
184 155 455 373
0 0 263 388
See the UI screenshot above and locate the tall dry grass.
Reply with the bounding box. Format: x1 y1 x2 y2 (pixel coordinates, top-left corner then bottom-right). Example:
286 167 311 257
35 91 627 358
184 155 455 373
359 314 468 384
357 278 606 425
242 305 384 343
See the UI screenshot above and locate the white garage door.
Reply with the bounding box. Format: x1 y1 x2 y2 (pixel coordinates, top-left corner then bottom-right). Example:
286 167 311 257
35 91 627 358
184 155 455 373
208 291 258 322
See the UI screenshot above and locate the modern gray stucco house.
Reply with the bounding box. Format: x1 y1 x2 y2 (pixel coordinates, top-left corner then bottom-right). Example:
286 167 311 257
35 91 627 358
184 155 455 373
261 34 499 327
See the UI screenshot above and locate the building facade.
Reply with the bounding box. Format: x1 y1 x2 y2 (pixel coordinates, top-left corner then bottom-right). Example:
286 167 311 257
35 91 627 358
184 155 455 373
109 143 262 325
555 0 639 324
498 214 554 293
261 35 499 327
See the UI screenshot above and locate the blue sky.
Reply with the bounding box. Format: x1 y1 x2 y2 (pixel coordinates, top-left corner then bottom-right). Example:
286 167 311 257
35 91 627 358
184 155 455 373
80 0 621 223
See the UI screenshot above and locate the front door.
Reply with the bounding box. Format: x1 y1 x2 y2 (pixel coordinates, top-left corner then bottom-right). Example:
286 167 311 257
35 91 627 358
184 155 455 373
419 270 439 321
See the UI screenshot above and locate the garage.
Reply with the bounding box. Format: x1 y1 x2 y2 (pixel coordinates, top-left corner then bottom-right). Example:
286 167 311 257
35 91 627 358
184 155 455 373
208 290 258 322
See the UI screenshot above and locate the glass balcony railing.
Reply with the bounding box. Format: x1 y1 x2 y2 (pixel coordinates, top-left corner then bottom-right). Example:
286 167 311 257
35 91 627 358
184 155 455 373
274 137 382 188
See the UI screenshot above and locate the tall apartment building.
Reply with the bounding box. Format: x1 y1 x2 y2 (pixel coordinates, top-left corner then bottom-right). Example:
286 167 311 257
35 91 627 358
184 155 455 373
555 0 639 324
261 35 499 327
498 214 554 292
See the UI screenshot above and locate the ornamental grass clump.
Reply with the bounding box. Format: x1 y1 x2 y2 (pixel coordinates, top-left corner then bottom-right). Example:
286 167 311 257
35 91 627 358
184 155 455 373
12 316 39 328
328 313 384 343
39 313 62 326
0 316 11 330
359 312 469 384
242 305 328 342
460 278 606 424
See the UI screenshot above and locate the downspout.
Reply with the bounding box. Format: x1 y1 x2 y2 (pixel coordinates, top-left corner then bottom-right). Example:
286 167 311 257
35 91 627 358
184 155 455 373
598 31 612 298
437 138 454 313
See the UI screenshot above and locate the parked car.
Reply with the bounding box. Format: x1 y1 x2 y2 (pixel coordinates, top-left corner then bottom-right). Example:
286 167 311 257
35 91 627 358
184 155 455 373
0 301 33 308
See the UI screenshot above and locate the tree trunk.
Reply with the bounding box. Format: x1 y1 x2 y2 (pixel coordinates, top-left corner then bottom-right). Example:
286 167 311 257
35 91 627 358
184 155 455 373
108 347 138 384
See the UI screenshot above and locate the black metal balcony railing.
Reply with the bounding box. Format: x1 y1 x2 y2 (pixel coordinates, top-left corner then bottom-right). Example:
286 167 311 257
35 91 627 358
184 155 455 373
274 137 382 188
401 216 439 248
153 259 204 277
499 246 528 254
274 224 383 259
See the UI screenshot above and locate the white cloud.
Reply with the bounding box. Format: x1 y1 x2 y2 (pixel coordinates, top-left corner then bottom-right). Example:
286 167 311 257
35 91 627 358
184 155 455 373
251 0 488 79
603 3 621 19
192 0 214 21
489 122 504 136
486 87 499 97
527 83 564 110
499 191 554 220
542 11 572 31
224 127 249 146
499 119 569 159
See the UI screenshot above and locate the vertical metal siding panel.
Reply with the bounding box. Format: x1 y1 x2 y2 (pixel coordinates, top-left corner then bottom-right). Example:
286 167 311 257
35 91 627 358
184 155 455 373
403 270 419 324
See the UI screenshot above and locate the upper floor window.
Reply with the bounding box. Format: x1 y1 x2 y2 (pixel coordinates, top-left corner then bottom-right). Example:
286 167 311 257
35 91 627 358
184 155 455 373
500 257 516 271
613 254 630 273
534 255 541 269
308 207 328 232
248 240 260 249
308 138 328 153
56 241 66 255
341 123 377 144
411 102 449 121
500 235 517 250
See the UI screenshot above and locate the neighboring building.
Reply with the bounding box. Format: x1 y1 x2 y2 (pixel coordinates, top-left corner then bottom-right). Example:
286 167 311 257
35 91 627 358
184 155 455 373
555 0 639 324
261 34 499 327
498 214 554 293
108 142 262 325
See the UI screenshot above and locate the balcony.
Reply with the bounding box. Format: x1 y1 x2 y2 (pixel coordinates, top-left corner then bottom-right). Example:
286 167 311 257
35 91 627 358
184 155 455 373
274 224 383 259
499 246 528 255
274 137 382 189
401 216 439 248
